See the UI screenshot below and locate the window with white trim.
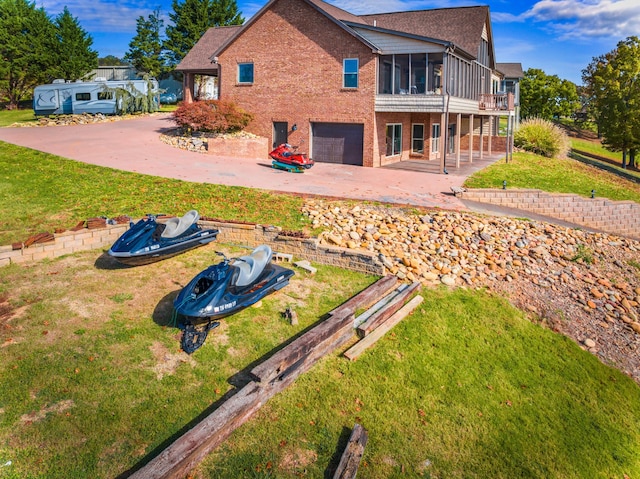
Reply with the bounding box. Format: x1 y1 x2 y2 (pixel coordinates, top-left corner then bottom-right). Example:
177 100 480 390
412 124 424 154
343 58 358 88
431 123 440 153
238 62 254 84
386 124 402 156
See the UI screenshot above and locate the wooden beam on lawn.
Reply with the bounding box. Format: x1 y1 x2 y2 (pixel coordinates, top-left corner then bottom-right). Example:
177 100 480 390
356 282 420 337
127 276 398 479
250 275 398 384
332 423 368 479
344 295 424 361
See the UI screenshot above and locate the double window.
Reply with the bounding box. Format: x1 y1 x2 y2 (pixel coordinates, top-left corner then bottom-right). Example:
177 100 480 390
343 58 358 88
238 62 254 84
386 124 402 156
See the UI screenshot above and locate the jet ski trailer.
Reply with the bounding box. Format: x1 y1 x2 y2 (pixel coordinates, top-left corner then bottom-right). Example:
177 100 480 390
108 210 218 266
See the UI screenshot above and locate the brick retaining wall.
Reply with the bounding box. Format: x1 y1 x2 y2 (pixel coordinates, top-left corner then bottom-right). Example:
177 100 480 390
460 188 640 240
0 220 384 275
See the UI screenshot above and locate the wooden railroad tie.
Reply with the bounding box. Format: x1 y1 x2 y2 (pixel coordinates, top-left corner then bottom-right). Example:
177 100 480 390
333 423 368 479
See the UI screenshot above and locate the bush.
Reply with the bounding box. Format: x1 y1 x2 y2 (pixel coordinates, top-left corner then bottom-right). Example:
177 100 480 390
172 100 253 134
514 118 569 158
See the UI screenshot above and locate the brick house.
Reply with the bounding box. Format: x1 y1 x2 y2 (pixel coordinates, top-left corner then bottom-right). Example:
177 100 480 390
176 0 517 170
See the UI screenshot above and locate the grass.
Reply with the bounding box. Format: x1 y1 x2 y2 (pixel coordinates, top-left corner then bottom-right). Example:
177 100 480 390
201 288 640 479
0 114 639 477
0 141 308 245
0 109 37 127
1 257 638 479
463 151 640 202
0 248 376 479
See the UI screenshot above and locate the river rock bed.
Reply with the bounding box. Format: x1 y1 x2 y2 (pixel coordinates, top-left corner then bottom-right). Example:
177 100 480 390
159 128 260 153
303 199 640 383
11 112 157 127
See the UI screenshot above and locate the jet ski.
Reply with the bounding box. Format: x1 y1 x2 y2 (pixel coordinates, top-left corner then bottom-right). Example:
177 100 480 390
173 244 294 353
108 210 218 266
269 143 314 173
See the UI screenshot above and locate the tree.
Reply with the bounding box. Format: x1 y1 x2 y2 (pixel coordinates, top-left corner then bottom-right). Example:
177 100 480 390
583 37 640 168
124 8 165 77
0 0 58 109
164 0 244 66
99 56 129 66
53 7 98 81
520 68 579 120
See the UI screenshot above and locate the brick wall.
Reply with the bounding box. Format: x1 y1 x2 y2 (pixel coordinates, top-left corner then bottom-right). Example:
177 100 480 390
206 136 269 158
461 188 640 240
0 221 384 275
218 0 377 166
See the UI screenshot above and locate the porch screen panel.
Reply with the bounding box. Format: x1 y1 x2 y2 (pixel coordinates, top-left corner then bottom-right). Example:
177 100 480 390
410 54 426 94
379 56 393 94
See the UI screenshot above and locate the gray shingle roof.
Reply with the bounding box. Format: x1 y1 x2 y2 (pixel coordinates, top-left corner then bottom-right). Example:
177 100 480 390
360 6 490 59
176 2 494 71
175 25 242 72
497 63 524 79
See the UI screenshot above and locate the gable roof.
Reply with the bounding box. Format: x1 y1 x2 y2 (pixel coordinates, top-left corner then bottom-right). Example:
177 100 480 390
360 6 491 60
497 62 524 79
176 25 242 72
177 1 496 71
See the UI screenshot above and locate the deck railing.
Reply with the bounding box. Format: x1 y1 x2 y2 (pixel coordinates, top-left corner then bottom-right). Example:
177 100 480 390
479 93 515 111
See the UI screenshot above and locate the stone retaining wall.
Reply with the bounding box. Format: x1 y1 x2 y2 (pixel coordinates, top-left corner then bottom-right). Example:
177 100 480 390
0 220 384 275
460 188 640 240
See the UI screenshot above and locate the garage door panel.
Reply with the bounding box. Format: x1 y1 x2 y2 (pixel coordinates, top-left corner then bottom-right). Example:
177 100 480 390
312 123 363 165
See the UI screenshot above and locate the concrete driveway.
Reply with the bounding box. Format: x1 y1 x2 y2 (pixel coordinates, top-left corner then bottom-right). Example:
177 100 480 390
0 113 502 210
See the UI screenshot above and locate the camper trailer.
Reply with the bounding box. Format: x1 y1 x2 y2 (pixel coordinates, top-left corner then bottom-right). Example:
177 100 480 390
33 78 159 116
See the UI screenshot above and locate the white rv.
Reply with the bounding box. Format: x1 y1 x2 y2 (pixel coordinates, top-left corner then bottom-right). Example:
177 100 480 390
33 78 159 116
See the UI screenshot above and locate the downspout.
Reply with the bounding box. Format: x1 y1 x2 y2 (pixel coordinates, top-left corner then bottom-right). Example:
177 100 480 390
442 45 454 174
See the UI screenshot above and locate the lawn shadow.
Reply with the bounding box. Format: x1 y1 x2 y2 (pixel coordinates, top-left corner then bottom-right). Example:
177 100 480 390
152 289 181 327
94 251 134 270
324 425 354 479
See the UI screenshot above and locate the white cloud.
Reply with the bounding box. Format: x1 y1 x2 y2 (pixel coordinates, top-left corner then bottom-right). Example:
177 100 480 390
499 0 640 40
36 0 157 33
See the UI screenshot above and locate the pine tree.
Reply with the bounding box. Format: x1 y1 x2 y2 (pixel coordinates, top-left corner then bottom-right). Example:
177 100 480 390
0 0 58 108
124 8 165 77
53 7 98 81
164 0 244 66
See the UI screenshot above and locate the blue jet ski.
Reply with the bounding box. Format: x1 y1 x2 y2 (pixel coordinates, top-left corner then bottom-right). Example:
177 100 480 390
174 244 294 353
108 210 218 266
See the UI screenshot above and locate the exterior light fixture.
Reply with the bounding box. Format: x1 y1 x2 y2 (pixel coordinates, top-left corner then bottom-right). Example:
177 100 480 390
502 180 507 190
591 189 596 198
291 124 297 131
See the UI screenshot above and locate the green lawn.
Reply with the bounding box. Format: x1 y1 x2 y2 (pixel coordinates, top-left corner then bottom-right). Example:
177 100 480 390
0 141 308 245
0 109 37 127
1 255 638 479
0 120 639 478
464 151 640 202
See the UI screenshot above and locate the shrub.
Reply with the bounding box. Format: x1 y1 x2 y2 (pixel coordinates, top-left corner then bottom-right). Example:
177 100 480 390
172 100 253 134
514 118 569 158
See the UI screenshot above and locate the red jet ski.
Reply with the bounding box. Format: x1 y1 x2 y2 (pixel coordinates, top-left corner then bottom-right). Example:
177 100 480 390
269 143 314 173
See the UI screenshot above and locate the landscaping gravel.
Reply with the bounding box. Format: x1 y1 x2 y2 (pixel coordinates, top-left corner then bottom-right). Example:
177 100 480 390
303 199 640 384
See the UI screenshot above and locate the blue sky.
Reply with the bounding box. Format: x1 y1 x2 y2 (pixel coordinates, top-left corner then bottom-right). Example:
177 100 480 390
36 0 640 84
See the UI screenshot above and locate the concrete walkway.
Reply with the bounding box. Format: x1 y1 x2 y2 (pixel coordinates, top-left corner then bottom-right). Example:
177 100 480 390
0 113 504 211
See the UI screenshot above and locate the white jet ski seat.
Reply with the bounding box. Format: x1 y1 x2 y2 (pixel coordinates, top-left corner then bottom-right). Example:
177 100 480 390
234 245 273 287
161 210 200 239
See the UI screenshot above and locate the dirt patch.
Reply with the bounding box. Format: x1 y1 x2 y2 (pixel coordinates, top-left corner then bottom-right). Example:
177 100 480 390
149 341 197 380
279 447 318 472
19 399 75 424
